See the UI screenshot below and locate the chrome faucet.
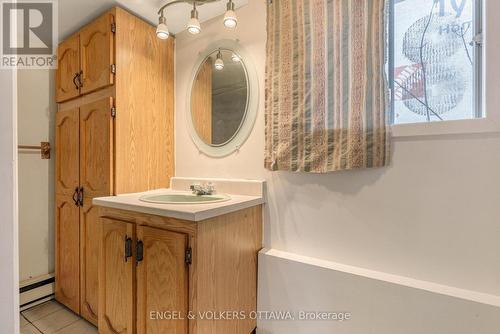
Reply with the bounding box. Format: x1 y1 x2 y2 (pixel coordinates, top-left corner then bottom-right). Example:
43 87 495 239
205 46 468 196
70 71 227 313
190 182 215 196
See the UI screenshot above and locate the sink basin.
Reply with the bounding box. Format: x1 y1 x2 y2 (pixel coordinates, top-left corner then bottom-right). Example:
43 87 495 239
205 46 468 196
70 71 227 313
139 193 231 205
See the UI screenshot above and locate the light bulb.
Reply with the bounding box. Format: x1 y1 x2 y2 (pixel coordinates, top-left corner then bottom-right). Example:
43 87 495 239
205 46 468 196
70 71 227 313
215 50 224 70
224 1 237 28
187 18 201 34
187 4 201 35
215 58 224 70
231 53 240 62
156 15 169 39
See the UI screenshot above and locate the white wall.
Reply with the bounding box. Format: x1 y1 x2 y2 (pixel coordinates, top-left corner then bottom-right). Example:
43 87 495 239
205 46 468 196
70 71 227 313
175 0 500 299
17 70 56 282
0 70 19 333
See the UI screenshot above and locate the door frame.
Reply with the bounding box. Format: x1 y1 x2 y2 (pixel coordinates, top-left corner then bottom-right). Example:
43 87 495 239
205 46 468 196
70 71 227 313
0 69 20 333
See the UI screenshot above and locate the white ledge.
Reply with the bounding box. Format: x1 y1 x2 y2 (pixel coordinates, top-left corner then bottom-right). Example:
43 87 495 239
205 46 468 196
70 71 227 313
391 117 500 138
261 248 500 308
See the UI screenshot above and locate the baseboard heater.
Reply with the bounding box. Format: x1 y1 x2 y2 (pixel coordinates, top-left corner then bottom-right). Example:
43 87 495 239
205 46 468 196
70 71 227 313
19 274 55 311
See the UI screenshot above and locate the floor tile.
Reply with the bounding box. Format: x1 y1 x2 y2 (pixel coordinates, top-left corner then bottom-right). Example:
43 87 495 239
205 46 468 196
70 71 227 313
54 319 98 334
31 308 80 334
22 301 63 323
20 314 29 327
20 324 42 334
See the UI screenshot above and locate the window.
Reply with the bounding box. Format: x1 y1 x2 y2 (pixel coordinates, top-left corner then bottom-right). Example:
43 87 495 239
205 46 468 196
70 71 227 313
388 0 483 125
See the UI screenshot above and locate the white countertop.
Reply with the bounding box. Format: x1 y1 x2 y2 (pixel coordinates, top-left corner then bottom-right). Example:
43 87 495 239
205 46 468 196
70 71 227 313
92 188 265 222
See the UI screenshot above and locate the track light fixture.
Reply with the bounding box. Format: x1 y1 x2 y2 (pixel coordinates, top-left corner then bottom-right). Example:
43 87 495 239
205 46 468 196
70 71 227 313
156 0 238 40
187 3 201 34
156 13 169 39
224 0 237 28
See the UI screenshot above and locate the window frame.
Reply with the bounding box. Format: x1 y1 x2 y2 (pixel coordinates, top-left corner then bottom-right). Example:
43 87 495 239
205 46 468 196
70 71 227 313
388 0 500 137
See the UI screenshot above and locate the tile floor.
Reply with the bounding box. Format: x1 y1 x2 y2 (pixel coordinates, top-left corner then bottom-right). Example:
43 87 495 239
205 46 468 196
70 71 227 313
20 300 97 334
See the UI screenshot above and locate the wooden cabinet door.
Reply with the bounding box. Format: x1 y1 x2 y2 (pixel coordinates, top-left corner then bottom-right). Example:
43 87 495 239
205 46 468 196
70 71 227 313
136 226 189 334
56 34 80 102
80 200 100 326
55 195 80 313
80 98 114 198
99 218 135 334
55 108 80 197
80 13 115 95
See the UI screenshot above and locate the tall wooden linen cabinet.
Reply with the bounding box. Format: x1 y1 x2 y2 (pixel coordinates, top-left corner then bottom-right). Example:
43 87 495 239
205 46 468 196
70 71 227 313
54 7 174 326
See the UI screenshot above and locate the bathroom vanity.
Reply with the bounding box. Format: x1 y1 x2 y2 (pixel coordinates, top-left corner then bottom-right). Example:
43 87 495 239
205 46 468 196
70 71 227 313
93 178 264 334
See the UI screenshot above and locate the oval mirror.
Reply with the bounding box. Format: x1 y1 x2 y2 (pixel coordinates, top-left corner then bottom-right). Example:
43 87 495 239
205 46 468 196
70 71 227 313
187 40 258 157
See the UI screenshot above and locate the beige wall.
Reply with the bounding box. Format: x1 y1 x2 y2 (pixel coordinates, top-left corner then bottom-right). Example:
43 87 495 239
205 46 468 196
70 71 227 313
175 0 500 297
17 70 56 282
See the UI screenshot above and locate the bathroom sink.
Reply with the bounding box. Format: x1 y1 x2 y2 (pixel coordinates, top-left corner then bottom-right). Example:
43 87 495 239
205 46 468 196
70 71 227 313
139 193 231 205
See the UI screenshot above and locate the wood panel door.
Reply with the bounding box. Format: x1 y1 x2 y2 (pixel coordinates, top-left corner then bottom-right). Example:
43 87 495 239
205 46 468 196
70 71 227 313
55 195 80 313
136 226 189 334
56 34 81 102
55 108 80 197
80 13 115 95
80 97 114 198
99 218 135 334
80 200 100 326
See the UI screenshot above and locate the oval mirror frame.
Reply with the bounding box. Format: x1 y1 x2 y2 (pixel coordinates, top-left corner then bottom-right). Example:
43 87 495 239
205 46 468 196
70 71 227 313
187 39 259 157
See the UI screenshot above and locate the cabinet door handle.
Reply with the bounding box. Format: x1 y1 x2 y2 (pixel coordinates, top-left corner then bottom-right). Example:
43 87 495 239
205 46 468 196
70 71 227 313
136 240 144 265
77 71 83 88
124 236 132 262
72 73 79 90
72 187 79 206
78 187 84 206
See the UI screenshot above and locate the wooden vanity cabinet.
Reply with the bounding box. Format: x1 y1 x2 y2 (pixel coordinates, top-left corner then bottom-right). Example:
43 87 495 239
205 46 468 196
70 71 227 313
55 6 174 326
97 206 262 334
100 219 190 334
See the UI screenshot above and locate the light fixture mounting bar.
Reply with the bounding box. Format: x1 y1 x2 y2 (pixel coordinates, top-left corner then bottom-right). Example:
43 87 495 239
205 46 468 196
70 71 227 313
157 0 221 15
